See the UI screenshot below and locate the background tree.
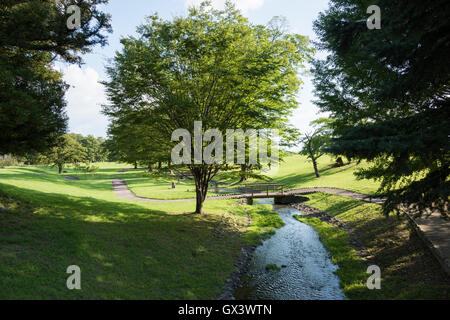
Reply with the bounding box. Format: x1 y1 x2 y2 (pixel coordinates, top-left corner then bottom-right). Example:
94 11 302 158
299 118 332 178
68 134 108 163
40 134 87 174
312 0 449 216
103 1 313 214
0 0 111 156
105 112 170 170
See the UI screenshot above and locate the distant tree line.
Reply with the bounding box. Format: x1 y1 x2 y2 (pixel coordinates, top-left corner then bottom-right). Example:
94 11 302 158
1 133 114 172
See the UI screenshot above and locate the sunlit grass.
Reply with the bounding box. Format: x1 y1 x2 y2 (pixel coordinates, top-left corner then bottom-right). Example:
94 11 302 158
266 154 380 195
296 193 450 299
0 165 281 299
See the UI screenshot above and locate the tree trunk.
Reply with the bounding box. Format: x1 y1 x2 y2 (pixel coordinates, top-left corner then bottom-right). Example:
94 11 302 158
312 158 320 178
134 161 138 169
58 164 63 174
307 142 320 178
238 164 250 183
148 164 153 172
192 167 211 215
158 161 162 169
195 188 206 214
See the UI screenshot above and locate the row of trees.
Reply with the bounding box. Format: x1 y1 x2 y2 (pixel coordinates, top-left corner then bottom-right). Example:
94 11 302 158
39 133 112 173
102 2 314 214
2 134 111 173
312 0 449 216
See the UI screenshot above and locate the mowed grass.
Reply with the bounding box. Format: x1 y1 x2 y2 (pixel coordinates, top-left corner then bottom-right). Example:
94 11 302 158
0 165 282 299
120 170 206 200
266 154 380 195
1 158 448 300
296 193 450 299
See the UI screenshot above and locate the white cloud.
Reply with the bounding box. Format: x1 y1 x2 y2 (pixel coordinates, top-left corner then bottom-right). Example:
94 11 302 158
60 65 109 138
185 0 265 13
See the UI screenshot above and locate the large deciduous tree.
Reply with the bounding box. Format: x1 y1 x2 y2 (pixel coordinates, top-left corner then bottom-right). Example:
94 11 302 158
312 0 449 217
0 0 111 156
103 1 313 214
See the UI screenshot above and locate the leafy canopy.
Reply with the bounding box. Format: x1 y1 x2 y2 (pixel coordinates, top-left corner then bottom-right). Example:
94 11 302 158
103 1 314 213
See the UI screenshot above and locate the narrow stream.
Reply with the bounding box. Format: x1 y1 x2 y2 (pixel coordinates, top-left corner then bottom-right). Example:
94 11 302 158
234 199 346 300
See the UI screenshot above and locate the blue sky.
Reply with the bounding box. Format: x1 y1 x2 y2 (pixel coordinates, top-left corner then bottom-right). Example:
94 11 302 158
58 0 330 138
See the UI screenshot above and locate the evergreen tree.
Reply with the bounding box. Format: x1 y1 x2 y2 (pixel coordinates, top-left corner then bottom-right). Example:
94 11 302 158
312 0 449 216
0 0 111 155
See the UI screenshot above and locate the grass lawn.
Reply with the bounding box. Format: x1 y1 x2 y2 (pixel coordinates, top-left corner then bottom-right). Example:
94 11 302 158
296 193 450 299
266 154 380 195
0 158 448 300
120 170 209 200
0 165 282 299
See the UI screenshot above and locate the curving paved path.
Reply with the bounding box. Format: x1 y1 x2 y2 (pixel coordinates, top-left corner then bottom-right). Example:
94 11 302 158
110 178 385 204
110 173 449 276
63 175 80 181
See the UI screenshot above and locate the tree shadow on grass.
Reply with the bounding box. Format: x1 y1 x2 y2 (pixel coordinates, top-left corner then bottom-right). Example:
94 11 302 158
274 164 356 187
345 212 450 299
309 192 450 300
0 183 243 299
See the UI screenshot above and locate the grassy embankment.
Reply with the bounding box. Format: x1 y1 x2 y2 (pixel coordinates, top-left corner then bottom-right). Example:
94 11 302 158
0 164 281 299
295 193 450 299
1 156 448 299
267 156 449 299
266 154 379 195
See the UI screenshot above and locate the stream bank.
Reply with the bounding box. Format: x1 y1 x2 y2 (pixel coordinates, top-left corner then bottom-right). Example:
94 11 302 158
230 199 346 300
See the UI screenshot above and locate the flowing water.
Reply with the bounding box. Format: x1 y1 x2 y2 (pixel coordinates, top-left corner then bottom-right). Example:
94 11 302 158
234 199 346 300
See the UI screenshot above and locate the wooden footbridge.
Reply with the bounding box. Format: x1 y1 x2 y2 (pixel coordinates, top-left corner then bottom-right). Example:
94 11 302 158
243 183 290 205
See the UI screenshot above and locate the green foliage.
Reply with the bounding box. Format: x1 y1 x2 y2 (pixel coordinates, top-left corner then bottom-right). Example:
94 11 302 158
299 118 332 178
103 1 313 213
40 134 87 173
0 0 111 156
104 116 170 169
0 155 19 167
265 264 281 271
68 134 109 163
299 193 450 299
0 0 112 64
0 50 68 155
312 0 449 216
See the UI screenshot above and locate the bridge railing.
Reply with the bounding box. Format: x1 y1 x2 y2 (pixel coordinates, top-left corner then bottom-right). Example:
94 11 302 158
244 183 285 197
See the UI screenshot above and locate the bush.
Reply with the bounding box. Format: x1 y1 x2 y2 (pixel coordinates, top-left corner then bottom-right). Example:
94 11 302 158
0 155 19 166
